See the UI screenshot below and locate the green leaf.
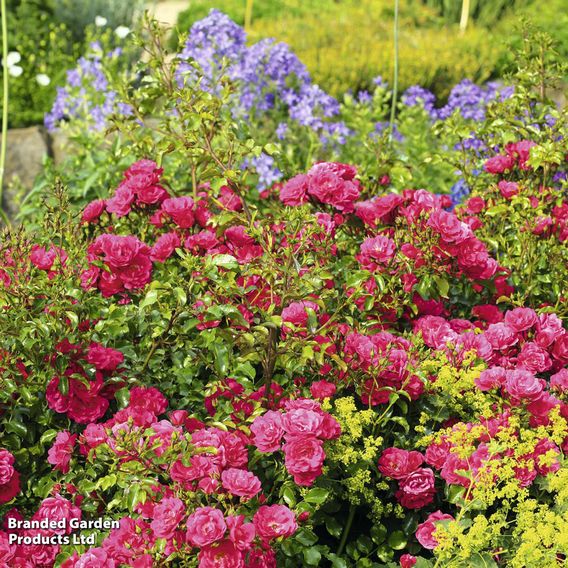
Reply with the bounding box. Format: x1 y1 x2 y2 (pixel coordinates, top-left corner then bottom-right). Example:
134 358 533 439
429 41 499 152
140 289 159 309
327 553 348 568
303 547 321 566
304 487 330 504
387 530 407 550
212 254 238 270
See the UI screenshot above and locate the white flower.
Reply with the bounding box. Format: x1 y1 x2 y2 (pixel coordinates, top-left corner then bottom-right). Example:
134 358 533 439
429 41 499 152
95 16 107 27
6 51 21 67
114 25 130 39
36 73 51 86
9 65 23 77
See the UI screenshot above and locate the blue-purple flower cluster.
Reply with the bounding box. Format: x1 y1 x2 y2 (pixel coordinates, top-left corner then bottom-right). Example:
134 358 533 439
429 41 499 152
176 10 349 144
401 79 513 122
44 43 132 133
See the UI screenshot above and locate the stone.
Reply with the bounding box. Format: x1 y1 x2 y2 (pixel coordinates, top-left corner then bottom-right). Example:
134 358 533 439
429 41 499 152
3 126 49 217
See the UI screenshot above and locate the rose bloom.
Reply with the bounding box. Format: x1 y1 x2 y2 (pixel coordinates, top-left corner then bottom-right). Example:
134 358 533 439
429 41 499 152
221 468 262 500
186 507 226 548
400 554 417 568
395 468 436 509
150 232 180 263
283 436 325 486
33 495 81 535
279 174 309 206
282 408 324 438
484 154 515 174
505 369 544 401
74 548 116 568
0 450 19 505
310 380 337 400
162 196 195 228
86 342 124 371
427 210 472 243
47 431 77 474
497 180 519 199
415 511 454 549
475 367 507 391
517 342 552 373
81 199 106 223
377 447 423 480
504 307 538 332
198 539 244 568
150 497 185 540
226 515 255 551
250 410 284 453
484 322 518 350
253 505 297 541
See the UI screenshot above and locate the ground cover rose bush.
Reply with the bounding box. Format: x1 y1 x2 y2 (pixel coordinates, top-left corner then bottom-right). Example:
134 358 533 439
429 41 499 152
2 13 568 568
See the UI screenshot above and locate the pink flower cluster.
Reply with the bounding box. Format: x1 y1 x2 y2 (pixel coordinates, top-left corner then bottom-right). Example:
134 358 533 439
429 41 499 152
343 331 423 405
355 189 501 283
417 307 568 428
280 162 361 212
425 415 562 491
0 494 82 567
45 341 124 423
483 140 535 175
378 448 436 509
251 398 341 486
82 234 153 296
0 449 20 505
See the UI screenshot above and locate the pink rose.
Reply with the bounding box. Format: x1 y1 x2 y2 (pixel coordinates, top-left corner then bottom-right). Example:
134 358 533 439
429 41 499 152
395 468 436 509
518 342 552 373
425 440 451 469
74 548 116 568
282 409 324 438
497 180 519 199
0 450 19 504
415 511 454 549
150 497 185 540
282 436 325 486
87 343 124 371
551 333 568 363
378 448 423 480
129 386 168 415
307 164 360 213
551 369 568 392
81 199 106 223
221 468 262 500
504 307 537 332
281 301 319 334
400 554 417 568
186 507 226 547
253 505 297 541
47 431 77 473
427 210 472 243
150 232 180 263
484 322 518 350
33 495 81 535
475 367 507 391
310 380 337 400
251 410 284 452
226 515 255 551
162 197 195 228
484 154 515 174
198 539 244 568
106 184 135 217
505 369 544 401
0 531 16 564
358 235 396 271
280 174 309 206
